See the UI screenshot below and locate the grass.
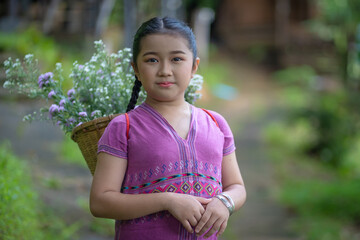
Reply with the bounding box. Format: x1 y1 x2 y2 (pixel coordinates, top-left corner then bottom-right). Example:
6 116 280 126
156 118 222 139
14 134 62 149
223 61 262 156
60 136 87 168
0 142 80 240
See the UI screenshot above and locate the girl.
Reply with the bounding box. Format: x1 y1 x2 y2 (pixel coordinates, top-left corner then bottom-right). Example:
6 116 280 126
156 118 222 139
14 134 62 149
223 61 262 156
90 17 246 240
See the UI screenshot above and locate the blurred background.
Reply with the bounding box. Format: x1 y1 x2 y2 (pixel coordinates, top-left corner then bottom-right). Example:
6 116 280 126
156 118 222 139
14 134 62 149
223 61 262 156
1 0 360 239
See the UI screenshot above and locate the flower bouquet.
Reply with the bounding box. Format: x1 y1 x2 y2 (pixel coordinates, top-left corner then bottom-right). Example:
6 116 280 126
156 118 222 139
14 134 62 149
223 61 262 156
3 40 203 174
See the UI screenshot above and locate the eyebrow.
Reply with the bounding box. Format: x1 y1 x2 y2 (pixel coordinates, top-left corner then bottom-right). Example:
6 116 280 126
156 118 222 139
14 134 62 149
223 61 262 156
142 50 186 57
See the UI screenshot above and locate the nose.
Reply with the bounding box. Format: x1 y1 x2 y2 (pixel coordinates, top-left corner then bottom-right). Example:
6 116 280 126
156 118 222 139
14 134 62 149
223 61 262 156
158 61 172 77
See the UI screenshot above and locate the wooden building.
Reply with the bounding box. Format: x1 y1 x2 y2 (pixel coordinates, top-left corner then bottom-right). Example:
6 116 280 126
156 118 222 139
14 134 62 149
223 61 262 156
214 0 331 67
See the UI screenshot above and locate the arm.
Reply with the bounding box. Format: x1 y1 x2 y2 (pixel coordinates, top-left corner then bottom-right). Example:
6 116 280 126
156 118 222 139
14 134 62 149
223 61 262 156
195 151 246 238
90 152 210 232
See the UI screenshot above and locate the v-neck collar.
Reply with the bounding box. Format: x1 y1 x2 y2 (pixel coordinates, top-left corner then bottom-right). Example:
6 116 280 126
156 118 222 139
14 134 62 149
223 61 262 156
140 102 194 142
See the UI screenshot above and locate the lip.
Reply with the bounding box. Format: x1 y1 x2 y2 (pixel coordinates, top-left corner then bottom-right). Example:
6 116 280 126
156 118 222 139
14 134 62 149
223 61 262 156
157 81 174 87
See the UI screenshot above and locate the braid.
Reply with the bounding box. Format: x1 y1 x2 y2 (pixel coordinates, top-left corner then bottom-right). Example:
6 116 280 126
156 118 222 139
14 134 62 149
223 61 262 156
126 76 142 112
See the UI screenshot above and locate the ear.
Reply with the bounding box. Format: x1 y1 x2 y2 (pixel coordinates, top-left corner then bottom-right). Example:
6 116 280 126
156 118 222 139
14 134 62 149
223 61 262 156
131 62 140 79
191 57 200 77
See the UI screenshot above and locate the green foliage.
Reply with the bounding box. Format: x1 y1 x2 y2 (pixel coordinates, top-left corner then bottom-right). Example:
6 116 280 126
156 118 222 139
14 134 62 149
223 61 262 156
0 142 41 239
266 63 360 238
4 40 204 134
0 27 85 90
281 178 360 221
297 92 355 166
279 177 360 240
90 218 114 237
60 137 87 167
0 142 80 240
198 61 230 88
272 66 358 167
263 118 317 155
0 27 58 69
76 196 114 236
272 65 317 87
308 0 360 84
341 135 360 176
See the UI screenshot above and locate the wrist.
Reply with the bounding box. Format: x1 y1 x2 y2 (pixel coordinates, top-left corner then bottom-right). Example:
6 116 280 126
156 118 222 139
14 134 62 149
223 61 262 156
161 192 174 211
214 193 235 215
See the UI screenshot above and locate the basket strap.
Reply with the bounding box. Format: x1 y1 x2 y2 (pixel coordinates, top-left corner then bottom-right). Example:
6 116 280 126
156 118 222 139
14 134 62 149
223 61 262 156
201 108 219 128
125 113 130 140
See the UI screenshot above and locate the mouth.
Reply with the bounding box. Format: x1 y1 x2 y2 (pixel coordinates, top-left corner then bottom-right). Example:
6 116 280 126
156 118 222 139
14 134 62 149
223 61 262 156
157 82 174 87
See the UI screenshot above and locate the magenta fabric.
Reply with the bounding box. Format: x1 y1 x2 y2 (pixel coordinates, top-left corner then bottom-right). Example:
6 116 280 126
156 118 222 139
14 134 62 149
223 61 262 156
98 103 236 240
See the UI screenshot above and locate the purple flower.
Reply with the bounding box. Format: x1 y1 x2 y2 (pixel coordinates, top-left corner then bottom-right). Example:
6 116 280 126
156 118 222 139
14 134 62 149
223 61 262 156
49 104 59 118
65 118 76 127
59 106 65 112
59 99 66 107
91 110 101 118
38 72 53 89
56 121 62 126
97 69 103 75
67 89 75 98
78 65 84 70
76 122 83 127
48 90 56 99
79 111 87 117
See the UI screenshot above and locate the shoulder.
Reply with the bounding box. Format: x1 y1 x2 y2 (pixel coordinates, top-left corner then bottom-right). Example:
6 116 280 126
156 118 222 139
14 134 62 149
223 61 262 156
109 106 141 124
195 106 233 134
108 113 127 126
195 107 227 126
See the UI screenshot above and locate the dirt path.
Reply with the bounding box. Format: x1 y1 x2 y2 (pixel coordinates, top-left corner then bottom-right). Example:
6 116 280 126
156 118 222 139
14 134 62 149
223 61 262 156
0 56 299 239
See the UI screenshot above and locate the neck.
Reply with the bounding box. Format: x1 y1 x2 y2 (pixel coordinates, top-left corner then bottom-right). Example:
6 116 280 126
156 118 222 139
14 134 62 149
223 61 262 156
145 98 189 113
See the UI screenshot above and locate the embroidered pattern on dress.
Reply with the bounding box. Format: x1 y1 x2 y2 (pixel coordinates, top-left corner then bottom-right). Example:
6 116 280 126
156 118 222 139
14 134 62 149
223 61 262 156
122 172 222 190
97 144 127 159
147 180 221 196
125 160 221 184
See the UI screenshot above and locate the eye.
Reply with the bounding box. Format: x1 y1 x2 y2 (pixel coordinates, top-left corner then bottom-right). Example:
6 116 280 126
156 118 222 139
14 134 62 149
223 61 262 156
172 57 182 62
146 58 158 63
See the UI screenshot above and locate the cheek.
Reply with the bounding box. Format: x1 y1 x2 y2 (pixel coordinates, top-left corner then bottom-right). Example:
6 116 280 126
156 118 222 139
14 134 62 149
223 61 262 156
137 66 152 80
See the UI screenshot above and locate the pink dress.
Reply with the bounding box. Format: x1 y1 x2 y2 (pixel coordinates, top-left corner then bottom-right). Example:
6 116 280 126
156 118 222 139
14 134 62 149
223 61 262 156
98 103 236 240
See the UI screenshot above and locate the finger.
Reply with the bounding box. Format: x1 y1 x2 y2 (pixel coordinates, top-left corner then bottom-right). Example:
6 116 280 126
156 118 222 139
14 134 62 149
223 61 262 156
188 216 198 227
197 214 216 237
195 211 211 235
204 220 222 239
216 220 227 237
182 220 194 233
194 211 202 222
195 196 212 205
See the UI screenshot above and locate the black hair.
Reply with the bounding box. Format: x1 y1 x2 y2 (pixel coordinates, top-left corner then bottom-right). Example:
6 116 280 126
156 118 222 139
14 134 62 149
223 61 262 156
126 16 197 112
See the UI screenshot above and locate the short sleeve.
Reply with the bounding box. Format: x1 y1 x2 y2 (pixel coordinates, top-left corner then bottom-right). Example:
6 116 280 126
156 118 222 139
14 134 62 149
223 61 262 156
97 114 128 159
209 110 236 156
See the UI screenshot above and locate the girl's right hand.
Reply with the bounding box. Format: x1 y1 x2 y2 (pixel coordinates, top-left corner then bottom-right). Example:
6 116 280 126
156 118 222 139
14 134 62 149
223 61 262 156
165 193 211 233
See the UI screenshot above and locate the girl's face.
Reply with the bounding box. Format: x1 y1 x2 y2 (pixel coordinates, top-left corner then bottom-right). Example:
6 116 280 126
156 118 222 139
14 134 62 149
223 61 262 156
133 33 199 104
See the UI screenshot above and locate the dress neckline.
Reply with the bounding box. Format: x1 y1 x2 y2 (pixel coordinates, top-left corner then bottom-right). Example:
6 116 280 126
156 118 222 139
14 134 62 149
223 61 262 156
141 102 194 142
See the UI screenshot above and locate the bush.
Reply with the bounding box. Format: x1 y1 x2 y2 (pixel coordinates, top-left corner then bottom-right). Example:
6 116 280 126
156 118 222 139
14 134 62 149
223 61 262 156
0 142 42 239
0 142 80 240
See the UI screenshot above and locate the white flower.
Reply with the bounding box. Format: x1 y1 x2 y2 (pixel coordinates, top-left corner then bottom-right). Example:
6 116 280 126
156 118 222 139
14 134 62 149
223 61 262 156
3 59 10 67
24 54 34 61
3 40 203 135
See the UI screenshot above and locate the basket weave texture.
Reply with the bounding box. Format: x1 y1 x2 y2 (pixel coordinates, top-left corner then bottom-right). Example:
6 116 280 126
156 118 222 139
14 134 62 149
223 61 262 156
71 114 121 175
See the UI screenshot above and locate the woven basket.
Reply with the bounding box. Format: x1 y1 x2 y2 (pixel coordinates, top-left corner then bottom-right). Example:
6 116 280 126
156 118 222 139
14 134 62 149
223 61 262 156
71 114 122 175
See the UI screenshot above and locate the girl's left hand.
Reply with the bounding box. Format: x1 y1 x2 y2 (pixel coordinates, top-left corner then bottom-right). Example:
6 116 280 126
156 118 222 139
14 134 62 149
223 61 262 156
194 197 230 238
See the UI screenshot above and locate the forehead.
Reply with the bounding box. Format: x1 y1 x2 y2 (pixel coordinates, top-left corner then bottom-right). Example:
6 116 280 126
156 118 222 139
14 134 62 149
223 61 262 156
139 33 192 54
